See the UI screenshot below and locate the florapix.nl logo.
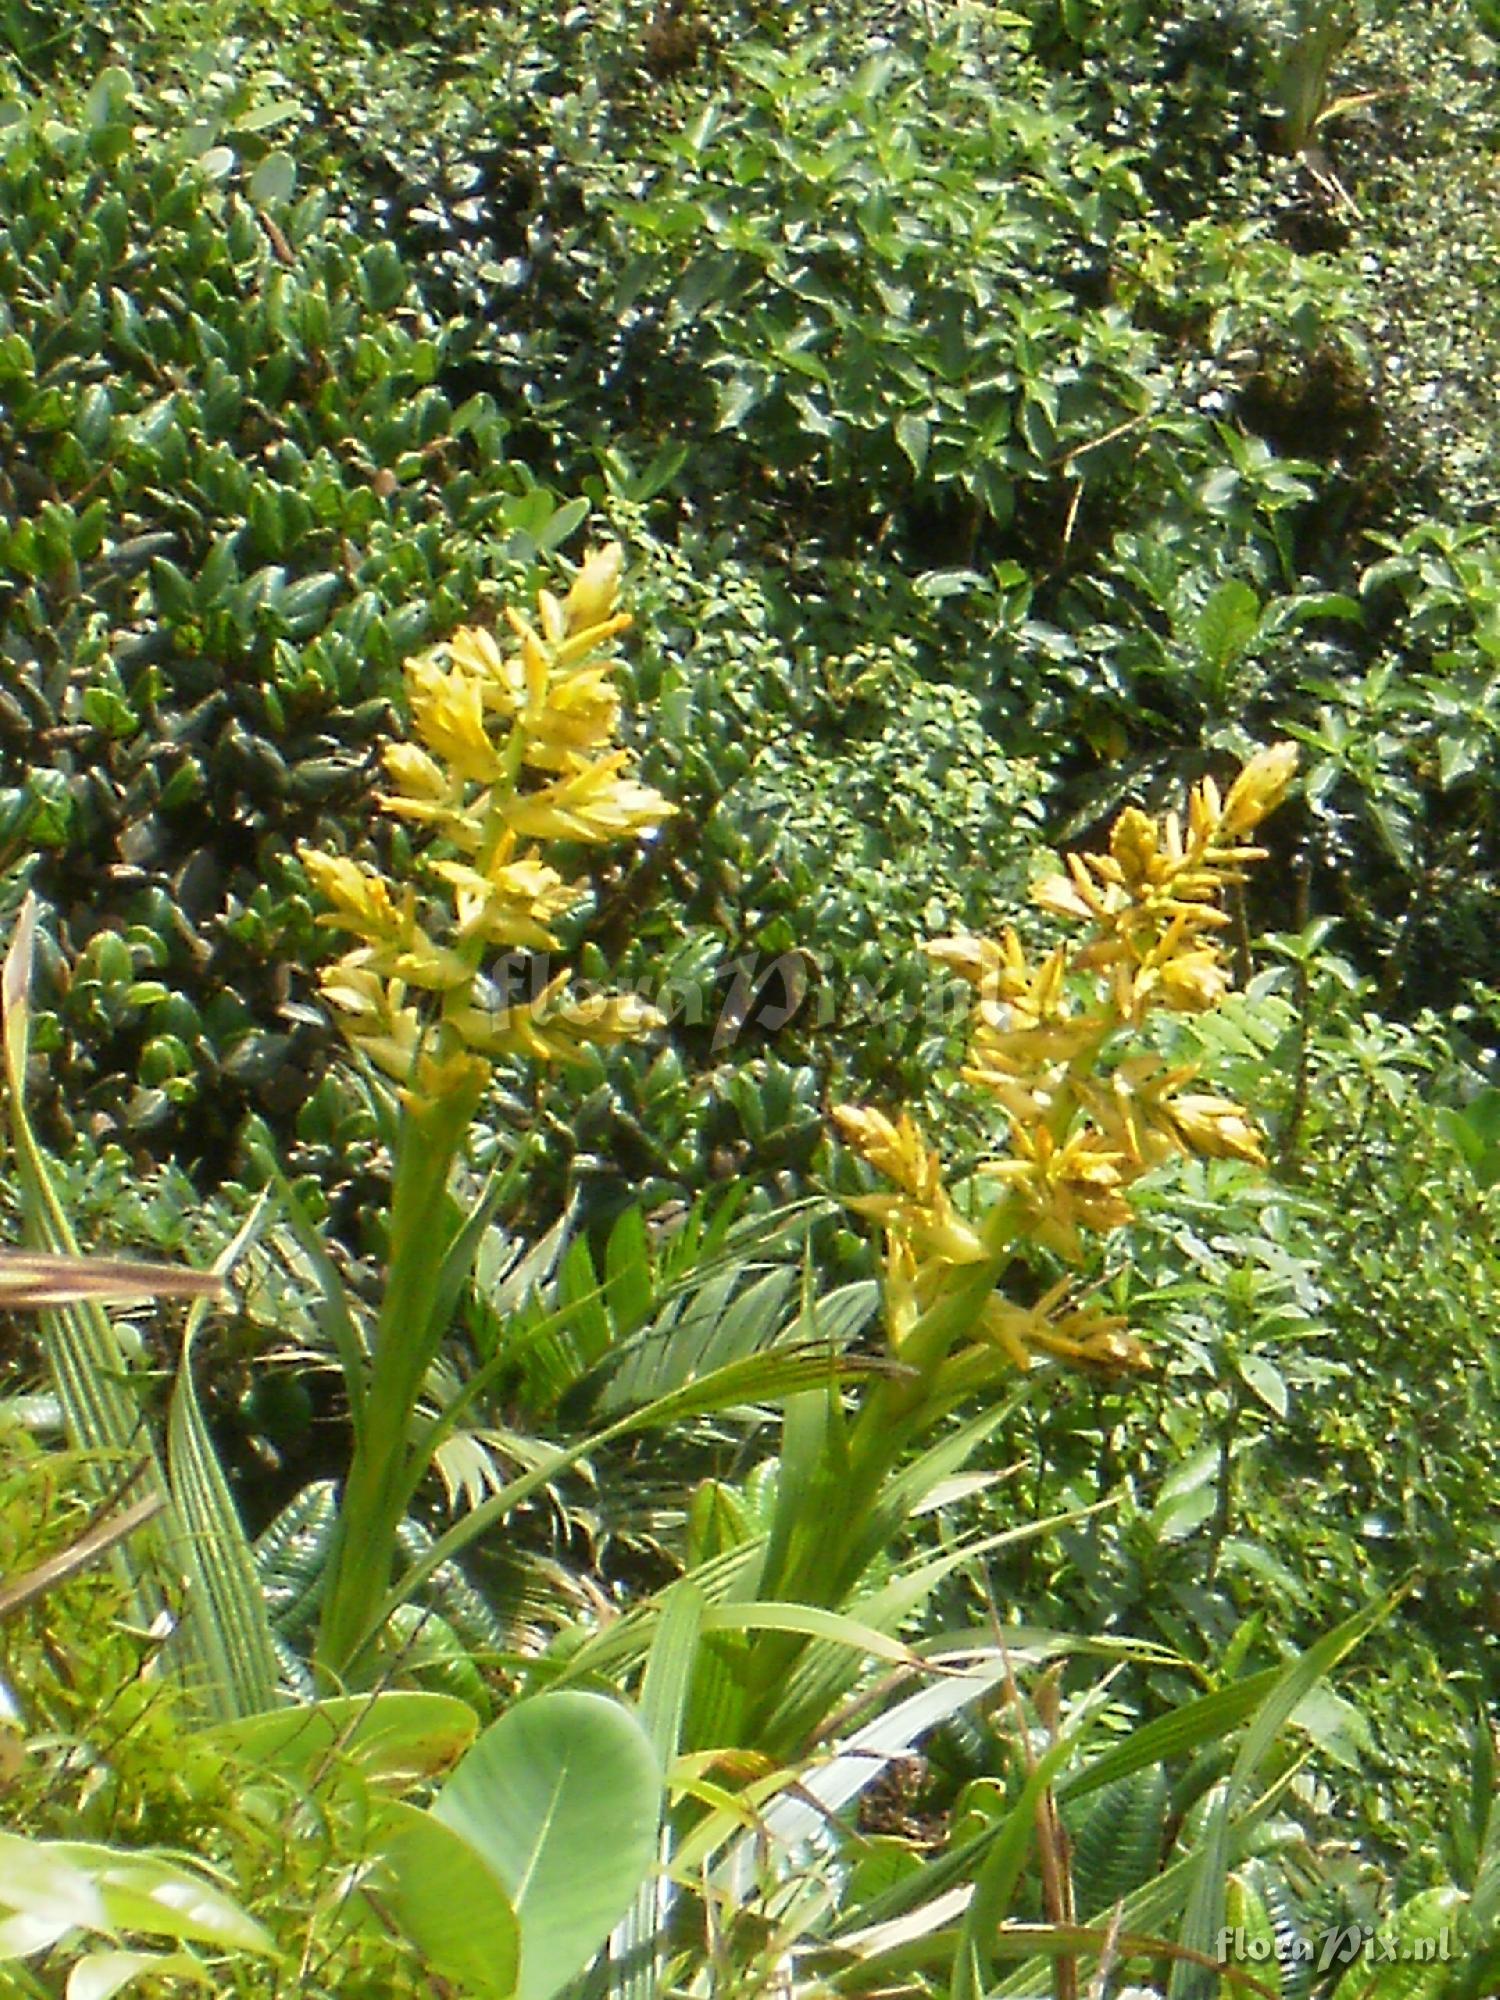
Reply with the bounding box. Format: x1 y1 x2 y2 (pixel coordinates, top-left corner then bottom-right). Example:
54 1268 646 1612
1217 1919 1456 1975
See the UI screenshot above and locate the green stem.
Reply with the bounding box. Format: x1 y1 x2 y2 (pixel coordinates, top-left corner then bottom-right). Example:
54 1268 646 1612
735 1232 1022 1746
314 1069 484 1685
1207 1388 1239 1586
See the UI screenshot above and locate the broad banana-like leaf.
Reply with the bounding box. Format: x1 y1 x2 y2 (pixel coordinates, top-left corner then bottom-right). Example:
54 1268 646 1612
432 1691 662 2000
201 1690 479 1787
364 1802 521 1999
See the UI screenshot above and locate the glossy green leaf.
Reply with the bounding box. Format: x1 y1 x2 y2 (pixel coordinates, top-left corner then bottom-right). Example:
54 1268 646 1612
248 149 296 204
50 1845 275 1954
1196 578 1261 674
895 412 930 475
1237 1352 1289 1417
67 1949 213 1998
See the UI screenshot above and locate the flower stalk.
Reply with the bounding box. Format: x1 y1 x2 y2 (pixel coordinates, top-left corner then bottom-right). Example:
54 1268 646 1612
302 545 673 1682
755 746 1300 1648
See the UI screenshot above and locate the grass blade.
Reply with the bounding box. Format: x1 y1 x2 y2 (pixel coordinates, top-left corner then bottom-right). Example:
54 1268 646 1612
1169 1585 1408 2000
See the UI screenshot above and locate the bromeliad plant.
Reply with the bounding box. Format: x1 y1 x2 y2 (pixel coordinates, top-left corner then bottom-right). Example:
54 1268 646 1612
727 744 1302 1741
530 740 1373 2000
296 544 676 1681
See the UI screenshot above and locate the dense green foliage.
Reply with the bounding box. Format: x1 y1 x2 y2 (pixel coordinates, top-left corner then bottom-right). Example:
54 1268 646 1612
2 0 1498 1995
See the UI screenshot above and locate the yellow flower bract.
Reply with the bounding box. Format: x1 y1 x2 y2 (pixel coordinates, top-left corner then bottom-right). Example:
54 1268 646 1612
836 743 1298 1375
298 543 671 1098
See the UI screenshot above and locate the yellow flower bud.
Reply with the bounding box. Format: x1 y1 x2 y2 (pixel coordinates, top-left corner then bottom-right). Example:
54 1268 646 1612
833 1105 937 1200
1155 948 1232 1012
1161 1091 1266 1164
317 963 424 1083
506 756 674 845
298 850 403 944
406 656 507 786
564 542 625 634
1032 862 1098 924
1109 806 1160 888
923 934 1005 988
1220 741 1299 837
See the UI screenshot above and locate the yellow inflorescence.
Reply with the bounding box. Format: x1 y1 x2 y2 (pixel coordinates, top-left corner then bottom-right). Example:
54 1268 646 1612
298 544 673 1102
835 744 1298 1374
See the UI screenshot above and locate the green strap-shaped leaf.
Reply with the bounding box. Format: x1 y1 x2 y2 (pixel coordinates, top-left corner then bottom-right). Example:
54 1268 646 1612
980 1765 1305 1999
1169 1587 1405 2000
356 1346 888 1675
3 900 189 1676
612 1581 706 2000
953 1729 1086 2000
167 1198 281 1721
3 900 162 1484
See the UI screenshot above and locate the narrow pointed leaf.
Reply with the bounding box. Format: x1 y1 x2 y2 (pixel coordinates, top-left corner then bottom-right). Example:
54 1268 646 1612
1169 1589 1402 2000
166 1199 280 1720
